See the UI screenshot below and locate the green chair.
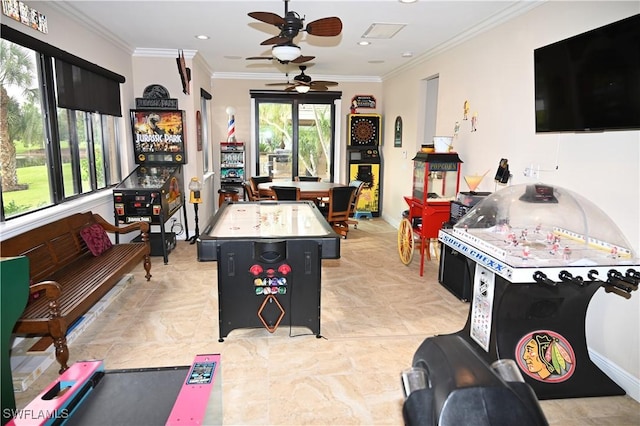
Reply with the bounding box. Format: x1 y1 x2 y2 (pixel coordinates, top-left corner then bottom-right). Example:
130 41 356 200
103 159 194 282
1 256 29 425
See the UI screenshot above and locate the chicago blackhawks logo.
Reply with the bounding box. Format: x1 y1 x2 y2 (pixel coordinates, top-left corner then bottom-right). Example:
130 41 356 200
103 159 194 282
516 330 575 383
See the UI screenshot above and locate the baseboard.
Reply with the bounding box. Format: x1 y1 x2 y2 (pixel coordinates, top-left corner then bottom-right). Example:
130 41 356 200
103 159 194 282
589 347 640 402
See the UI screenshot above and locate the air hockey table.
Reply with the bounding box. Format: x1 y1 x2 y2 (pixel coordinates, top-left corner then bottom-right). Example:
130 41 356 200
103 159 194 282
197 200 340 340
8 354 221 426
435 184 639 400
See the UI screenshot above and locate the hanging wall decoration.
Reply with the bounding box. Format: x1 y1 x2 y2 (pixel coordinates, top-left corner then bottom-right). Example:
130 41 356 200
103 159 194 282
2 1 48 34
176 50 191 95
196 110 203 151
394 116 403 147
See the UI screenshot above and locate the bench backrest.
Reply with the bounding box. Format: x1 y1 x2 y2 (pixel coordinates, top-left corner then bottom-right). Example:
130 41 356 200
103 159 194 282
1 212 97 283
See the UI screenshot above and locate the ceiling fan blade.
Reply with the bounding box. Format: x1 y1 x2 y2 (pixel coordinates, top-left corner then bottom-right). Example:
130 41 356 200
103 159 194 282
311 80 338 87
284 86 298 92
248 11 285 26
260 35 290 46
246 56 273 61
305 17 343 37
265 82 292 86
291 55 315 64
311 84 329 91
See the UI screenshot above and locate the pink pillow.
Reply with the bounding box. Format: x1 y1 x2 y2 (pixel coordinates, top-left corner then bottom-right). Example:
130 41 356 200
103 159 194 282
80 224 113 256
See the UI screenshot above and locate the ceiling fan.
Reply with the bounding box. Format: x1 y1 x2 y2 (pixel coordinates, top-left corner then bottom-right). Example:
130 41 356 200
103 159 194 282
248 0 343 63
266 66 338 93
248 0 343 45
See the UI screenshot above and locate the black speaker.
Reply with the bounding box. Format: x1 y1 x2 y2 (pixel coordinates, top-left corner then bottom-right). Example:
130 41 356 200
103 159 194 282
438 245 474 301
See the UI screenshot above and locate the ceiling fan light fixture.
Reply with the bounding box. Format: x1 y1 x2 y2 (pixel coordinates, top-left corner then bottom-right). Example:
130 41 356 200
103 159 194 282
272 44 301 62
295 85 311 93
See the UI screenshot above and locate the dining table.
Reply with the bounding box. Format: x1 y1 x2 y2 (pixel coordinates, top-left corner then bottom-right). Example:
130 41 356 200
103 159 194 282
257 180 347 201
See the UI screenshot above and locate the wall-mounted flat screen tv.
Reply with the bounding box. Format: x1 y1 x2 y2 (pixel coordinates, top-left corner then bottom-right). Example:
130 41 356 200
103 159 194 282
534 14 640 133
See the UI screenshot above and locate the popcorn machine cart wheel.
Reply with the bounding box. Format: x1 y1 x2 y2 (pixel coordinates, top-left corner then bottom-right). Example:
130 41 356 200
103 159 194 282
398 204 442 275
397 217 415 265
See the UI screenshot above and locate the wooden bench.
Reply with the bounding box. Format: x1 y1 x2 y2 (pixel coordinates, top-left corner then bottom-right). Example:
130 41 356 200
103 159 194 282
1 212 151 374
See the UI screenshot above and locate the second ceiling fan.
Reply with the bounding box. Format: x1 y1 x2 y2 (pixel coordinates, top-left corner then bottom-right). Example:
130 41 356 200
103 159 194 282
267 66 338 93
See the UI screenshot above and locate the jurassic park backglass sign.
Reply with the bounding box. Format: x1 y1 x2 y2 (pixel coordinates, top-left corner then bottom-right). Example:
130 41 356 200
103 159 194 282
130 110 187 164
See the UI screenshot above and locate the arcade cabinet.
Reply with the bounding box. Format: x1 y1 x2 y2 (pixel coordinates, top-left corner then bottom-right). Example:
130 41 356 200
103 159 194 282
347 113 382 217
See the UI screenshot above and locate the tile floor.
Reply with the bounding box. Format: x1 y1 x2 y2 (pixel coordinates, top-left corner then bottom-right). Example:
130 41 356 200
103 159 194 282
13 218 640 425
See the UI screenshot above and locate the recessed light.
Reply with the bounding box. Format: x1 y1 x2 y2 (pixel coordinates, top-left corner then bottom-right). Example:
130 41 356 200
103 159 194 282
195 35 209 40
358 41 371 46
402 51 414 58
399 0 418 3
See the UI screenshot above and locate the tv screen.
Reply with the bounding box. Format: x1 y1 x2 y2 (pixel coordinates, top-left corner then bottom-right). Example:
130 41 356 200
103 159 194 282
534 14 640 133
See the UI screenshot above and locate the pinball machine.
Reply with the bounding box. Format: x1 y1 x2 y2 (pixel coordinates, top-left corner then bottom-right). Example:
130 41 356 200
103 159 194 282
433 183 639 399
113 110 189 264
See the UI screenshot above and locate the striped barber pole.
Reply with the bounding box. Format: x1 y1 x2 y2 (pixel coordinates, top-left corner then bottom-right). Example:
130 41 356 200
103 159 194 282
226 106 236 142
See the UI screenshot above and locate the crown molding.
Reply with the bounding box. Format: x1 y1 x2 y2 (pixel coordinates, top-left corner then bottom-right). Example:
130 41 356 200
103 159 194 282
383 0 545 80
47 2 133 55
133 48 197 59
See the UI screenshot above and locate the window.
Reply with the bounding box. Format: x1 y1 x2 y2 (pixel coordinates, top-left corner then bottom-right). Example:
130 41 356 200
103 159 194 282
1 26 123 221
251 90 341 182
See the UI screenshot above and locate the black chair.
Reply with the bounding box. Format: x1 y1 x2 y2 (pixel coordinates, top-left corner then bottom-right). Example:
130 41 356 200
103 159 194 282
294 176 322 182
322 186 357 238
271 186 301 201
347 180 366 229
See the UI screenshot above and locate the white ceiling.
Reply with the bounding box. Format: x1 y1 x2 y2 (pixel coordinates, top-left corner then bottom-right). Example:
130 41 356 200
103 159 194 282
50 1 542 82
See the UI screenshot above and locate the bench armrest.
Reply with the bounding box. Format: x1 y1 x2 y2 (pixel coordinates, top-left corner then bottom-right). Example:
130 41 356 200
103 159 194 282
93 213 150 235
30 280 62 300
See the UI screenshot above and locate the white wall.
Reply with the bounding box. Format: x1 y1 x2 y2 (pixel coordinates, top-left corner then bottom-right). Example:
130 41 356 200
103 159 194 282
380 1 640 398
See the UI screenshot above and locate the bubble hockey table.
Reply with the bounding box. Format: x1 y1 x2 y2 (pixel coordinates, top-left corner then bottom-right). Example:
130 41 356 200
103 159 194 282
438 224 639 400
197 201 340 340
7 354 221 426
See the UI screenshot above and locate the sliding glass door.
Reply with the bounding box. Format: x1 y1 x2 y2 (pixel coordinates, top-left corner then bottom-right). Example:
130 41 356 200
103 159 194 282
252 91 340 182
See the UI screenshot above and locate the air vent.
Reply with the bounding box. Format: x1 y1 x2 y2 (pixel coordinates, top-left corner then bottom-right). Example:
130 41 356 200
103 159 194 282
361 23 406 39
